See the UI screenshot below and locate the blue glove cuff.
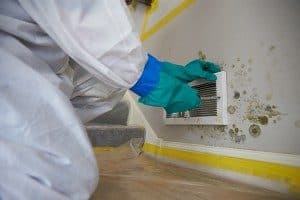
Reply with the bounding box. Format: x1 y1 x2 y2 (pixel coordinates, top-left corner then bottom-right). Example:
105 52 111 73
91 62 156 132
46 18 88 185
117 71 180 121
130 54 161 97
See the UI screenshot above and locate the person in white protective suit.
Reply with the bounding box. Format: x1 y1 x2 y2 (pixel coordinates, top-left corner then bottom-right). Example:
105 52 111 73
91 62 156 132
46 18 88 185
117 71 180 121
0 0 220 199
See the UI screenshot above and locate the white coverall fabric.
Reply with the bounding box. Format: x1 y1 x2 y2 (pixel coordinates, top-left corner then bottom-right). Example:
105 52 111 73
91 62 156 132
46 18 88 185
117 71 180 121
0 0 147 199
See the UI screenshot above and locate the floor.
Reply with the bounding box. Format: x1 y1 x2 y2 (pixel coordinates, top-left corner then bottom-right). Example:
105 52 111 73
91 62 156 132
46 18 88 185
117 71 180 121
91 142 296 200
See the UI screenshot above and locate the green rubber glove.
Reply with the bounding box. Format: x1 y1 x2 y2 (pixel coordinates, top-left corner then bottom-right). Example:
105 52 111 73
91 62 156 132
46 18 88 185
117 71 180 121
139 59 221 114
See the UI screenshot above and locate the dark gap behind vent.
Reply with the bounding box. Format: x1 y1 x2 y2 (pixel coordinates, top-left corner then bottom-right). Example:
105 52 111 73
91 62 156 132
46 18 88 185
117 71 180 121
166 82 217 118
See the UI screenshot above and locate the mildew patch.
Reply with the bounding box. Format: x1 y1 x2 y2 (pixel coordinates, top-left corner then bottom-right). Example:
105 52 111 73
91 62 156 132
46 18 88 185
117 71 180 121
230 61 251 88
264 105 281 118
195 56 283 145
244 95 281 125
193 125 227 142
228 124 245 143
234 127 239 133
234 64 248 77
234 91 240 99
249 124 261 137
214 126 226 133
258 116 268 125
234 134 246 143
227 105 236 114
198 50 207 60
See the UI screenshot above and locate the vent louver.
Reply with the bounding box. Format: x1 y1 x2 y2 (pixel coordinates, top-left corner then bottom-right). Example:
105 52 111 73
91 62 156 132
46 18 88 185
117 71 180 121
164 71 227 125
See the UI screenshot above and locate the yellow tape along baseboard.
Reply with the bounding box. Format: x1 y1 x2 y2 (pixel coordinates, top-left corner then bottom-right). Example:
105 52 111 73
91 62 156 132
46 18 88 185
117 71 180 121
143 141 300 194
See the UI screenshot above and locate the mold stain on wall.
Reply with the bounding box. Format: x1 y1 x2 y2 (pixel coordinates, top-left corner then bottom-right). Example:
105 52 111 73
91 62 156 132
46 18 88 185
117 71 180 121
190 49 284 145
244 95 281 126
224 56 283 142
249 124 261 137
228 124 246 143
227 105 236 114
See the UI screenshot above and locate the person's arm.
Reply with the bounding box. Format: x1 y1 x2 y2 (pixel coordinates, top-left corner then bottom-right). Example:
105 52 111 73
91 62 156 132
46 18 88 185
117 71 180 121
133 55 220 114
19 0 220 114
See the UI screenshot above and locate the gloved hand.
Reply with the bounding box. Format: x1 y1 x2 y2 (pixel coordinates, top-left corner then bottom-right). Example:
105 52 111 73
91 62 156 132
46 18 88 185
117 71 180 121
131 55 220 114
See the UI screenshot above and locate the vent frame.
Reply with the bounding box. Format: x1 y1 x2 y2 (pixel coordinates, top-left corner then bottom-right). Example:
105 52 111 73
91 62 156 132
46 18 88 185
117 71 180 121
164 71 228 125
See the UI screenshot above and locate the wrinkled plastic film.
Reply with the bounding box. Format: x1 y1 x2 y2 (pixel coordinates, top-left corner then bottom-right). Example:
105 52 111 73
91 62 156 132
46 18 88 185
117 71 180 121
91 139 291 200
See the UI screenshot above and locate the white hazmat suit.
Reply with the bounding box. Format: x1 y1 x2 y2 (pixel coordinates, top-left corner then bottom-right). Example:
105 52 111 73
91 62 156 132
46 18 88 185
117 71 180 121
0 0 147 199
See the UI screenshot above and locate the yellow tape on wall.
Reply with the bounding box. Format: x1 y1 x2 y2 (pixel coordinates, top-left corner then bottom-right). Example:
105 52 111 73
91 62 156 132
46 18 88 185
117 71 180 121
140 0 196 42
143 143 300 194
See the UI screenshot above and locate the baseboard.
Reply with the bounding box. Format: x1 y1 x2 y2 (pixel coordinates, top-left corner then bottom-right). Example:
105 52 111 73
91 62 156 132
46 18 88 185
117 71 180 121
143 140 300 194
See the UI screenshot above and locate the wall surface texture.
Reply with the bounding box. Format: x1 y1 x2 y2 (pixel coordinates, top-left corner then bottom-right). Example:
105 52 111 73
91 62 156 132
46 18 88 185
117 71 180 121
134 0 300 154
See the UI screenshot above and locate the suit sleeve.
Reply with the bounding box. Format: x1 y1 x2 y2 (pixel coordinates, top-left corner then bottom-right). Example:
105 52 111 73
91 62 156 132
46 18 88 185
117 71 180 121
18 0 147 89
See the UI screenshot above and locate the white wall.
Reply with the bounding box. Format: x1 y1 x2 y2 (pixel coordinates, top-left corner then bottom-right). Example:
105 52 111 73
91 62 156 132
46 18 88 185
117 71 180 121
132 0 300 154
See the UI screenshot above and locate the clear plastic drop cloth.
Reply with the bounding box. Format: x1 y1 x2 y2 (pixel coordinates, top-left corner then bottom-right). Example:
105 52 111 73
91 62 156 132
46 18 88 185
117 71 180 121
91 139 294 200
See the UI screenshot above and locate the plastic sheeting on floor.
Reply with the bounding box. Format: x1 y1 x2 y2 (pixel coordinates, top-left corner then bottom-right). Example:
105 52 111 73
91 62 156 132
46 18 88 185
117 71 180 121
91 139 294 200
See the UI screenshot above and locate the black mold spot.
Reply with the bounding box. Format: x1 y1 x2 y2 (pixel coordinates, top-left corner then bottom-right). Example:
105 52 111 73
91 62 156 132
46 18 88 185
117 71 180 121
234 91 240 99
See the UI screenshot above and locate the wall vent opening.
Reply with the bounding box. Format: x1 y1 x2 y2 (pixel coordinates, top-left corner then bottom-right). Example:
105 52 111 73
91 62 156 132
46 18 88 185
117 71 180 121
164 71 228 125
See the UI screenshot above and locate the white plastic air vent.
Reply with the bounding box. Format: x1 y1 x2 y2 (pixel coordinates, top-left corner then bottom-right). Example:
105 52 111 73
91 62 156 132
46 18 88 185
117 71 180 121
164 71 227 125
